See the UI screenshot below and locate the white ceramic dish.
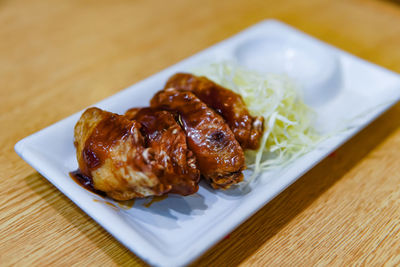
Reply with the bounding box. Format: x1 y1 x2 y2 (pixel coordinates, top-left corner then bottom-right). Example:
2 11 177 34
15 20 400 267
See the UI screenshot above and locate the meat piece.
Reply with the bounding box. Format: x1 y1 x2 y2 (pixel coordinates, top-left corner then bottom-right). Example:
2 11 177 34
150 89 245 189
74 107 199 200
165 73 264 150
74 107 159 200
125 107 200 195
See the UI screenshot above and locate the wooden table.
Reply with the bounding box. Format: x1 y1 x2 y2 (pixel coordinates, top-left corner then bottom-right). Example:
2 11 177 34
1 0 400 265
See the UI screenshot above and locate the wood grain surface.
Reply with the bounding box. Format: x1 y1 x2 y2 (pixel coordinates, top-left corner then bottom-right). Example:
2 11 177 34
1 0 400 266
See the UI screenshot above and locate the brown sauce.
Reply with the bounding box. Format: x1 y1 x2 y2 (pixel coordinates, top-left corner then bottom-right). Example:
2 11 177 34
165 73 263 150
126 107 200 196
93 199 118 210
143 195 168 207
70 170 164 208
117 199 136 209
69 169 106 197
150 88 245 184
82 113 135 174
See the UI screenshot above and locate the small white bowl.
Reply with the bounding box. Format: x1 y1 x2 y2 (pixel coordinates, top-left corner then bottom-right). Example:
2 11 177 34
235 35 342 106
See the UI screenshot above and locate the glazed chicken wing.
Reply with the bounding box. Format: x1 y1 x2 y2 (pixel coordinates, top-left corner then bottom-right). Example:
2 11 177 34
74 107 199 200
125 107 200 195
150 89 245 189
165 73 264 150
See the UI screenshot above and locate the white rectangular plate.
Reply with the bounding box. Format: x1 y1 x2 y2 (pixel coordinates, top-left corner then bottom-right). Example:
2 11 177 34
15 20 400 267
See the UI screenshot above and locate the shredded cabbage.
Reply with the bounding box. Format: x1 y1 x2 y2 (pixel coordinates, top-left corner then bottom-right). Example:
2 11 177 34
193 62 321 185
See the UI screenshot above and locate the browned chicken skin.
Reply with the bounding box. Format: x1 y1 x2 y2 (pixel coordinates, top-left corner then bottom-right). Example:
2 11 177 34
150 89 245 189
165 73 264 150
73 72 264 196
74 107 199 200
125 107 200 195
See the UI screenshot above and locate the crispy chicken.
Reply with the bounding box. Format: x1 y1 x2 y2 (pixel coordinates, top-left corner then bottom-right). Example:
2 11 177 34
165 73 264 150
125 107 200 195
74 107 199 200
73 72 265 196
150 88 245 189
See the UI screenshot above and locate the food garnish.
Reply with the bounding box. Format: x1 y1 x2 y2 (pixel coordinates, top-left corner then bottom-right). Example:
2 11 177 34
194 62 321 185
